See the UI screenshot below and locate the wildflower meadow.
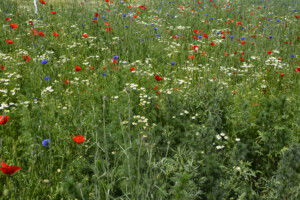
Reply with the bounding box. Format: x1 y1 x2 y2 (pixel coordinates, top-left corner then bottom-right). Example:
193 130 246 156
0 0 299 199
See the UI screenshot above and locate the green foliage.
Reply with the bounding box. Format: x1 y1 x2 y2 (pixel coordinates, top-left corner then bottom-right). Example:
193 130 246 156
0 0 299 199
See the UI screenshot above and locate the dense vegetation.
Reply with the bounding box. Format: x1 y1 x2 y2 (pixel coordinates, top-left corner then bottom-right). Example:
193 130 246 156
0 0 299 199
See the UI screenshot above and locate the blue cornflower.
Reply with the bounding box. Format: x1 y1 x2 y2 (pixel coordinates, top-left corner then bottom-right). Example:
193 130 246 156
171 62 176 65
101 72 107 76
155 34 161 37
42 139 50 147
241 37 246 40
290 54 296 58
198 36 202 39
113 56 119 59
277 19 281 22
230 36 234 39
217 32 221 35
269 36 273 39
153 28 158 31
44 76 51 81
122 14 127 17
124 25 129 27
40 60 48 64
210 17 214 20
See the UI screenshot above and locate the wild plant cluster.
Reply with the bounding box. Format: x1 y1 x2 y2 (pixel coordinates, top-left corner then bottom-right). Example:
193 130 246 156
0 0 299 199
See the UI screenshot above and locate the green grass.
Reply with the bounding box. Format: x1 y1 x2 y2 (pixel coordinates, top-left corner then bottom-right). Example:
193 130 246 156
0 0 299 199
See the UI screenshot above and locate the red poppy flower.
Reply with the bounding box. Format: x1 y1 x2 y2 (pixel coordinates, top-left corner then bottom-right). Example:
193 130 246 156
191 45 199 51
203 34 209 38
52 32 59 37
155 75 163 81
130 67 136 71
82 33 88 38
295 67 300 72
23 56 31 62
267 51 272 55
210 42 216 46
39 0 46 4
5 17 11 21
38 32 45 37
241 41 246 45
105 27 113 33
139 5 147 10
31 28 39 36
0 162 21 175
187 55 195 59
50 11 57 15
0 65 5 70
94 13 99 17
5 40 14 44
10 24 18 29
63 80 70 84
73 135 85 143
236 21 243 26
75 66 82 71
279 73 285 77
0 115 9 125
193 29 203 33
133 15 138 18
